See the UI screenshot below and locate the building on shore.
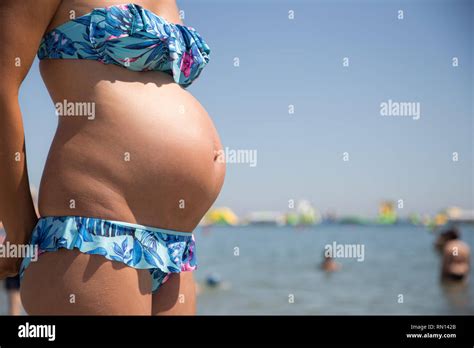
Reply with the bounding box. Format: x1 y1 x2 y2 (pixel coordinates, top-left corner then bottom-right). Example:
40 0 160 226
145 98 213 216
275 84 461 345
445 207 474 224
241 211 286 226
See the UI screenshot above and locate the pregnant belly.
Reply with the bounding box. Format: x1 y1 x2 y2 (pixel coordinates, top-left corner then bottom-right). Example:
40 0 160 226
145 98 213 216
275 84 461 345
38 60 225 232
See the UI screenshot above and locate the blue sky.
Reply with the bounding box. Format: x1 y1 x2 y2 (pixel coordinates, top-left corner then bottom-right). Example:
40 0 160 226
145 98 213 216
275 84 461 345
20 0 472 218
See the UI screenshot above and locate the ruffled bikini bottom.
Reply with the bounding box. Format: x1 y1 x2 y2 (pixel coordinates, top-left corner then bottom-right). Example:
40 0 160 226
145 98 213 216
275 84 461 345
19 216 196 293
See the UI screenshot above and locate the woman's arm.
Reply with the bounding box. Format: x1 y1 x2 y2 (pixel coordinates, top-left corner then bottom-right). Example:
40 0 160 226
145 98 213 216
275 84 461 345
0 0 60 278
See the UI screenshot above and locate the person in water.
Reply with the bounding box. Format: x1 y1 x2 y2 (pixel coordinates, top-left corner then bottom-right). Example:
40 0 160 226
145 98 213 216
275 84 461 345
441 234 470 283
0 1 225 315
3 275 21 315
321 254 341 273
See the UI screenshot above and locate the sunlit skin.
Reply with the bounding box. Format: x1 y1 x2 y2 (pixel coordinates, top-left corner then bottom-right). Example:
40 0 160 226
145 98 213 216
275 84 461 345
321 256 341 273
441 240 470 282
0 0 225 315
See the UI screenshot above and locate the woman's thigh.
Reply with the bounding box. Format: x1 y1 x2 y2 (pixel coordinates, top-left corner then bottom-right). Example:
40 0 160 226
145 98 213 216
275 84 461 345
152 272 196 315
20 248 152 315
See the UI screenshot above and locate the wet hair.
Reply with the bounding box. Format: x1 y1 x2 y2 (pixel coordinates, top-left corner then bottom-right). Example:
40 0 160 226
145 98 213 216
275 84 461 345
442 227 460 241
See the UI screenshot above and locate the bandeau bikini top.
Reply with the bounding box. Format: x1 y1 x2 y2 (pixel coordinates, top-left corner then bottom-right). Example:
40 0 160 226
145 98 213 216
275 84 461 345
38 3 210 87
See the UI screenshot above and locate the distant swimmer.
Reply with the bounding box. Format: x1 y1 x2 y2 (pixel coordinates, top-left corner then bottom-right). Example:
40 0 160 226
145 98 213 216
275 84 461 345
434 227 460 253
198 273 231 292
441 238 470 283
205 273 222 288
321 255 341 273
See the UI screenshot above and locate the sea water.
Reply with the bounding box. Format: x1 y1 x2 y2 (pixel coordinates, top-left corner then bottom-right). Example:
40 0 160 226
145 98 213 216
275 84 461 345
1 224 473 315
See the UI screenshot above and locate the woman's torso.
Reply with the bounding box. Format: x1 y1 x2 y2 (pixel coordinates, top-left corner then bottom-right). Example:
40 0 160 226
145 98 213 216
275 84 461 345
38 0 225 232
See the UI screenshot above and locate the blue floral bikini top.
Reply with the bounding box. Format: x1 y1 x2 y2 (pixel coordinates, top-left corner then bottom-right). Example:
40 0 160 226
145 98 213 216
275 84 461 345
38 3 210 87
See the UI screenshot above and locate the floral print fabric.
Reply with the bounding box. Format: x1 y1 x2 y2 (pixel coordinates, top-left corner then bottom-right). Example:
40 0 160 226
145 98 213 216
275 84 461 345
19 216 197 293
38 3 210 87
